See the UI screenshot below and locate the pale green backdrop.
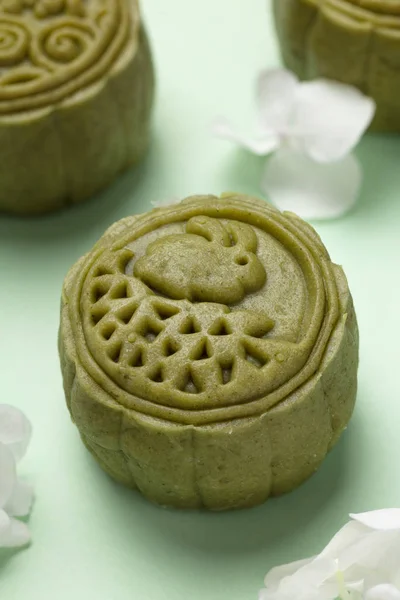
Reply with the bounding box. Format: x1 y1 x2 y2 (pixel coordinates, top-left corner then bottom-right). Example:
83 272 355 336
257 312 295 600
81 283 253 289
0 1 399 599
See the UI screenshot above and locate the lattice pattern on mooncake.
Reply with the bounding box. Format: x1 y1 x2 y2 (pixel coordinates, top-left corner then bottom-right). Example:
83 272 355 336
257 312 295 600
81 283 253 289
60 196 359 510
85 248 276 402
75 200 342 413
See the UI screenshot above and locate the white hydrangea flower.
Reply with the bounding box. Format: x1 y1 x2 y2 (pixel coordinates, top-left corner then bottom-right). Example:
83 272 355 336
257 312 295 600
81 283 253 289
0 405 34 548
213 69 376 220
259 510 400 600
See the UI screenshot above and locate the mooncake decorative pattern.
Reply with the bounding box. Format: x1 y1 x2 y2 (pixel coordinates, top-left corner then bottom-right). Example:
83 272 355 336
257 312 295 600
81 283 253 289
59 194 359 510
0 0 154 213
0 0 130 112
273 0 400 131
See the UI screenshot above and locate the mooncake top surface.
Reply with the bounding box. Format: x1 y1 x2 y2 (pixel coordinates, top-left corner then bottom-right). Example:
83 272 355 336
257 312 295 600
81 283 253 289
0 0 138 114
317 0 400 17
67 195 344 424
342 0 400 12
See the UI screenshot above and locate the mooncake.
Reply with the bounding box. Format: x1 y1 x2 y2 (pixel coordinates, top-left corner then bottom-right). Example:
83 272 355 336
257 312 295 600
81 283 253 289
0 0 154 214
59 193 359 511
273 0 400 131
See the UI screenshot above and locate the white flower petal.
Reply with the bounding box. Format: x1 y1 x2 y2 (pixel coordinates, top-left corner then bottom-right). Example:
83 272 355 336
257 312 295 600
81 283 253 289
339 530 397 572
260 511 400 600
0 508 10 535
256 68 299 131
0 442 16 509
365 584 400 600
262 148 361 220
291 80 375 163
0 514 31 548
211 116 280 155
287 558 338 592
348 580 365 593
320 521 370 560
5 479 34 518
0 404 32 462
151 197 181 209
261 557 338 600
351 510 400 532
264 557 315 591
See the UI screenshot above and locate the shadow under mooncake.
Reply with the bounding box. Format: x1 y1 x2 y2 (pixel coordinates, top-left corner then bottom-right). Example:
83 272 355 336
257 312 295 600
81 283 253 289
58 193 359 511
0 0 154 214
273 0 400 132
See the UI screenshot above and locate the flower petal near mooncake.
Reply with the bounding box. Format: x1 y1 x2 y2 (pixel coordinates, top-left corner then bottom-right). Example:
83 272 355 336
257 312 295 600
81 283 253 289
273 0 400 131
0 0 154 214
59 194 359 511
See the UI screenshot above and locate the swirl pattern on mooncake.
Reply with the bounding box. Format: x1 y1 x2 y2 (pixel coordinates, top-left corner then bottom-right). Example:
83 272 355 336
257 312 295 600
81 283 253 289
0 0 134 113
0 0 154 214
273 0 400 131
59 194 359 510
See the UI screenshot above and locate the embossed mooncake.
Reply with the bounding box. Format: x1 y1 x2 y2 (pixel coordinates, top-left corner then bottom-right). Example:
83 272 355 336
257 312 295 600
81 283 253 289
0 0 154 214
59 194 359 510
273 0 400 131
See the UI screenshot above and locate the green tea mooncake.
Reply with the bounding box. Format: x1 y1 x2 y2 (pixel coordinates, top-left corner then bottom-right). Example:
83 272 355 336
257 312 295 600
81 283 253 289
273 0 400 131
0 0 154 214
59 194 359 511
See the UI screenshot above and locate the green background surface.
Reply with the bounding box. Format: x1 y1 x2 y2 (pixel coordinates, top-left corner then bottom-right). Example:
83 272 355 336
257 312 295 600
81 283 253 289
0 1 398 598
